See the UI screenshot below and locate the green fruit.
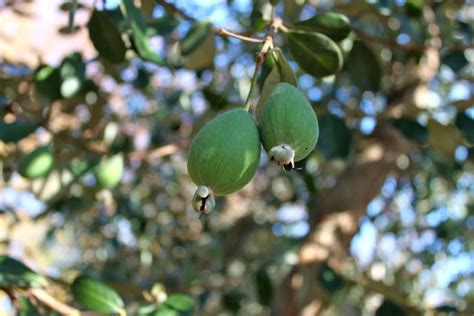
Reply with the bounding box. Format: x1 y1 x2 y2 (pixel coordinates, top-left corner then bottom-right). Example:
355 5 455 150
187 109 261 213
18 146 54 179
95 154 124 189
258 83 318 169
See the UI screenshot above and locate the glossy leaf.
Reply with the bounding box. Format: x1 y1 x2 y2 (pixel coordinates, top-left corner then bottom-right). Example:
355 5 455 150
317 114 352 159
164 294 195 312
71 276 125 314
146 15 180 37
60 53 86 98
0 255 46 288
181 22 212 56
255 268 273 306
292 12 352 41
121 0 162 64
180 22 215 70
455 110 474 144
87 10 127 63
288 30 343 77
0 120 38 143
346 40 382 91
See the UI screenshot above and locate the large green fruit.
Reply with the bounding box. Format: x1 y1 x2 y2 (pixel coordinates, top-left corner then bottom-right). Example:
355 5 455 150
258 83 318 169
187 109 260 213
18 146 54 179
95 154 124 189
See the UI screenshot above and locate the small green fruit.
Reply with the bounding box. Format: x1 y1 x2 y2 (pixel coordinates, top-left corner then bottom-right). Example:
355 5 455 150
95 154 124 189
258 83 318 169
187 109 261 214
18 146 54 179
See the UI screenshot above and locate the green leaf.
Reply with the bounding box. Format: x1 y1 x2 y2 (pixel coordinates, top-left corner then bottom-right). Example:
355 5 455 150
255 268 273 306
120 0 162 64
442 51 468 73
18 295 41 316
71 276 125 314
0 255 47 288
181 22 212 56
455 111 474 144
34 65 62 101
288 30 343 77
292 12 352 41
164 294 195 312
318 263 344 292
389 117 428 143
317 114 352 159
256 48 298 117
346 40 382 91
87 10 127 64
60 53 86 98
180 22 215 70
146 15 180 37
0 121 39 143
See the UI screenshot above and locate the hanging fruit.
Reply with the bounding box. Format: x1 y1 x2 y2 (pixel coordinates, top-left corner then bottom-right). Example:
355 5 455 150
187 108 261 214
257 83 319 169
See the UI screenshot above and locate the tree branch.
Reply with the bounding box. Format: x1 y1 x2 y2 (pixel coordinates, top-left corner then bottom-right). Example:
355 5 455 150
29 288 80 315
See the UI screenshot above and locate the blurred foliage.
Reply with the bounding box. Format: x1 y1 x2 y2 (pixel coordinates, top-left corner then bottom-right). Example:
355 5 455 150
0 0 473 315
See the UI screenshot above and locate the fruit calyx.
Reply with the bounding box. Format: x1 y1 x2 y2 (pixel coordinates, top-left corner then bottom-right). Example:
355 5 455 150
192 185 216 216
269 144 295 170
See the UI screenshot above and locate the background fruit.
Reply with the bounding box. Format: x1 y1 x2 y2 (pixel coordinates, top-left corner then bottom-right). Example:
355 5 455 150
258 83 319 166
95 154 124 189
18 146 54 179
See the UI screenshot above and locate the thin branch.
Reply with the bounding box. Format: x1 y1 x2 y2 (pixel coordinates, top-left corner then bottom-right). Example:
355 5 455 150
29 288 81 315
216 28 264 43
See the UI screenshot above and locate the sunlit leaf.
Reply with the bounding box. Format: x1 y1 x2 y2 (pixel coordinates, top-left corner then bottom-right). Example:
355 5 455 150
60 53 86 98
288 30 343 77
71 276 125 314
34 65 62 101
0 255 47 288
121 0 162 64
180 22 215 70
164 294 195 312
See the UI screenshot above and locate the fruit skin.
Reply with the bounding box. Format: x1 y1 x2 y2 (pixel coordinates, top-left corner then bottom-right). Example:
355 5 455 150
95 154 124 189
18 146 54 179
187 108 261 196
258 83 318 166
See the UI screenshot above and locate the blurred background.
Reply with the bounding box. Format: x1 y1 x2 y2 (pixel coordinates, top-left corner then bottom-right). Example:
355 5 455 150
0 0 473 315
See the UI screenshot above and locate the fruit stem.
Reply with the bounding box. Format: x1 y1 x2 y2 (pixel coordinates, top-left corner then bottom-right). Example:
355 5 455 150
244 35 274 111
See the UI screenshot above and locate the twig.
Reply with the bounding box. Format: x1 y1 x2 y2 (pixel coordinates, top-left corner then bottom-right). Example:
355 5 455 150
216 28 264 43
29 288 81 315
